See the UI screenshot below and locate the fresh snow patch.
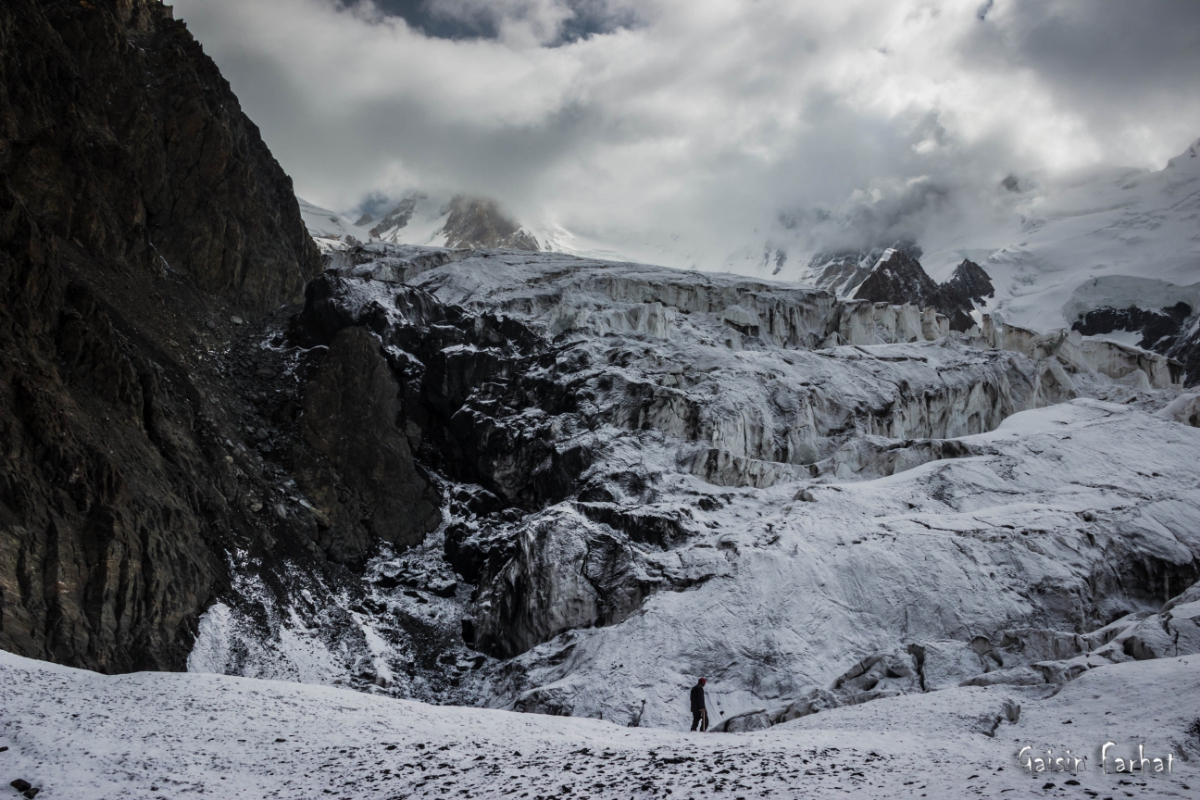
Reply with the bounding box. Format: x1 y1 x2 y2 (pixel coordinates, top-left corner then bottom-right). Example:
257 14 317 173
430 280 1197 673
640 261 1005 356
1 648 1197 798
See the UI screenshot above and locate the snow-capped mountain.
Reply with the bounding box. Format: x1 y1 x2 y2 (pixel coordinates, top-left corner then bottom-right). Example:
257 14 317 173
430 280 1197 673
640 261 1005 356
688 140 1200 343
848 248 995 332
297 196 372 244
625 138 1200 364
328 137 1200 381
310 136 1199 349
301 193 542 252
939 138 1200 334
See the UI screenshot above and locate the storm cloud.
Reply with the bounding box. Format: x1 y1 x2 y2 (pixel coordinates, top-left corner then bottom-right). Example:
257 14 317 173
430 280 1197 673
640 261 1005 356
171 0 1200 265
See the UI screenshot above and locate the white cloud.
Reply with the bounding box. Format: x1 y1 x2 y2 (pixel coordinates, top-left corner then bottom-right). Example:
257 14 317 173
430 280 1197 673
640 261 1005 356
172 0 1200 265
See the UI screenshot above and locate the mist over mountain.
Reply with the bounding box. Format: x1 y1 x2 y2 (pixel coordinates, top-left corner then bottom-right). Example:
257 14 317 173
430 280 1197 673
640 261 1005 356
173 0 1200 279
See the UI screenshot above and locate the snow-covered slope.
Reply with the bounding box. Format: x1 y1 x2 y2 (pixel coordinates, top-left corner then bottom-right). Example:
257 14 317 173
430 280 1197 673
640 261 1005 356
312 193 543 251
4 240 1198 793
718 139 1200 339
297 196 372 245
303 139 1200 341
480 397 1200 727
1 647 1197 798
920 138 1200 333
367 192 452 246
174 246 1198 743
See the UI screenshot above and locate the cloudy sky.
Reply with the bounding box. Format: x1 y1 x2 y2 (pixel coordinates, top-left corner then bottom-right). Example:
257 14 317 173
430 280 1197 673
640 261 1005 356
173 0 1200 265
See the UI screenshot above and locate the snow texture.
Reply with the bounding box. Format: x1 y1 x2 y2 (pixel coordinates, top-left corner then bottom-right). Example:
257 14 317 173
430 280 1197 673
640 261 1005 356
174 248 1199 739
4 238 1200 796
1 648 1198 798
814 138 1200 334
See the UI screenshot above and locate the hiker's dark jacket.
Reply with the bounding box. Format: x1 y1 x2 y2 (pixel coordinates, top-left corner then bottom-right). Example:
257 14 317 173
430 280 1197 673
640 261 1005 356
690 684 705 712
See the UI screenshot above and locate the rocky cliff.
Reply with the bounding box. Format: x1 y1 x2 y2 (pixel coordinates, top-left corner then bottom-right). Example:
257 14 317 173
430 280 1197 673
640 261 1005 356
801 241 923 296
0 0 324 671
851 250 994 332
364 194 540 251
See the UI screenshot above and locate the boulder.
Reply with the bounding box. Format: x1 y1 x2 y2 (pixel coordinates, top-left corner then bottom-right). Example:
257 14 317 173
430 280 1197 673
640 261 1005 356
778 688 842 722
715 709 771 733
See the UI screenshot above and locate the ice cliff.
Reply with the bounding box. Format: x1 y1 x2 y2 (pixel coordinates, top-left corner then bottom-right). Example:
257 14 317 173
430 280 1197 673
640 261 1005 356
189 245 1200 733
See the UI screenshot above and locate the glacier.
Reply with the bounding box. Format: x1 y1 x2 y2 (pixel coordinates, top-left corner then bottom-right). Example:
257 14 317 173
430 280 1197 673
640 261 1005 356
175 247 1200 741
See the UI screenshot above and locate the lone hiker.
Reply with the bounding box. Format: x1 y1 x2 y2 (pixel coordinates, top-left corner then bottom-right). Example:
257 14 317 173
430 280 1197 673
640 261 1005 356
690 677 709 731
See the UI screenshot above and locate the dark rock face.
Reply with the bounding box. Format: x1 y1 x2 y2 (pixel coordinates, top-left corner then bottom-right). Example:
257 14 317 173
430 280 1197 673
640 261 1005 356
288 267 750 660
296 326 442 564
470 511 656 659
805 241 923 296
0 0 321 671
1071 302 1199 386
291 273 591 514
851 249 940 309
0 0 320 311
852 252 993 332
940 259 995 310
440 196 539 251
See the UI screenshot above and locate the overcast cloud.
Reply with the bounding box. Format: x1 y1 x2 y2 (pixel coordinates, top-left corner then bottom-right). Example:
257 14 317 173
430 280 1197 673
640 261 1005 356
172 0 1200 263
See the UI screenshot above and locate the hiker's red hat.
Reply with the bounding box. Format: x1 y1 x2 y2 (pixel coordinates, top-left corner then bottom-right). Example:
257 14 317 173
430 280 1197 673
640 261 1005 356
699 677 706 684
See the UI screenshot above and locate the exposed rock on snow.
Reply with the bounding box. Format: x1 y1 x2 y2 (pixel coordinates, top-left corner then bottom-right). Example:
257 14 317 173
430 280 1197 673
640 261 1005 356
940 258 996 312
302 193 538 255
1063 276 1200 386
296 326 442 564
936 137 1200 384
852 249 941 311
802 240 925 296
850 250 995 332
179 245 1200 736
437 196 540 251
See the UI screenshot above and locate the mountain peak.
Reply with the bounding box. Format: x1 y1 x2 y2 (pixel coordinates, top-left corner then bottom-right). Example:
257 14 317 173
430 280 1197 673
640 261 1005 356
441 196 539 251
853 252 992 331
1166 136 1200 170
854 248 939 307
805 240 924 298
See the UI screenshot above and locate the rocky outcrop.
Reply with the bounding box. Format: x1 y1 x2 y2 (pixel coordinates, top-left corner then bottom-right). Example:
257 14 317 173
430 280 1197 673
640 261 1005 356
851 251 993 332
364 192 539 251
803 241 923 296
440 196 538 251
1071 302 1191 351
290 270 594 515
370 195 423 239
1070 302 1200 388
940 259 995 313
0 0 320 310
465 505 729 659
296 326 442 564
0 0 321 671
851 249 941 311
1064 277 1200 387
